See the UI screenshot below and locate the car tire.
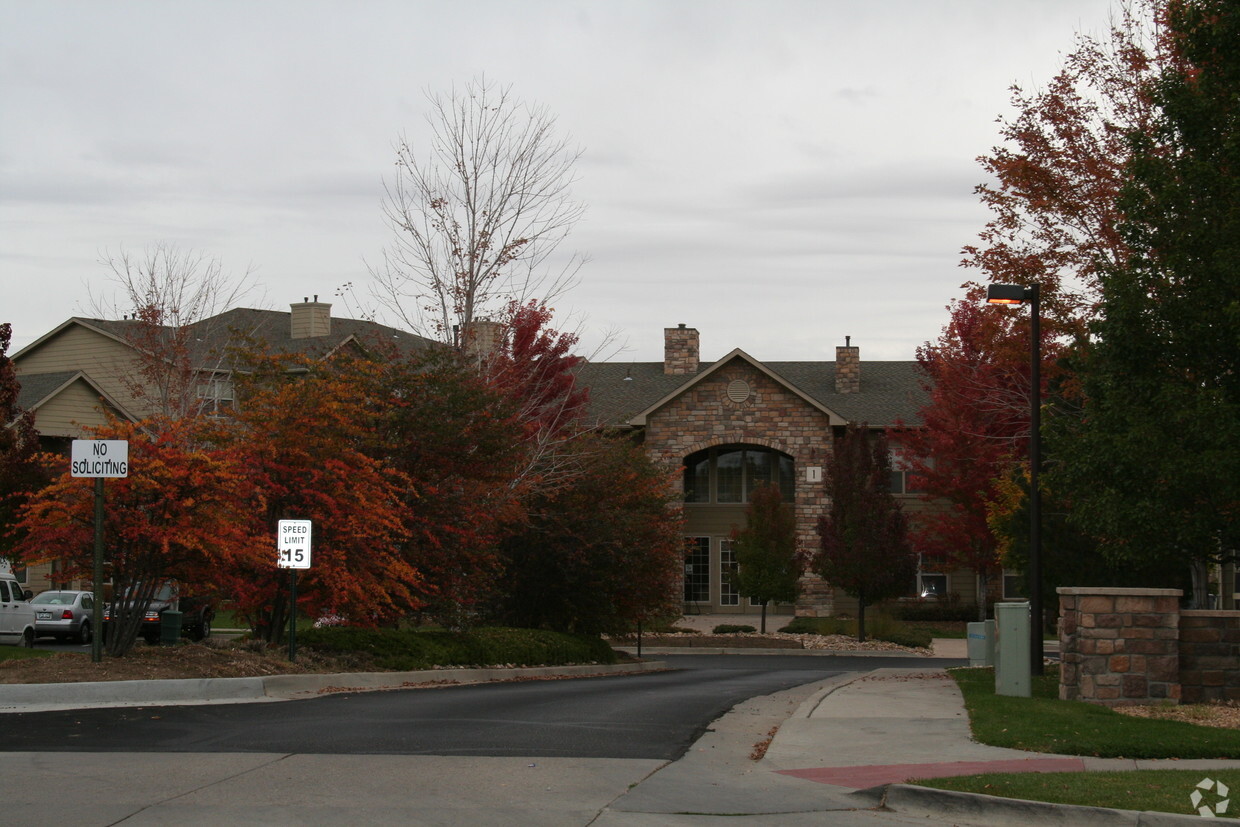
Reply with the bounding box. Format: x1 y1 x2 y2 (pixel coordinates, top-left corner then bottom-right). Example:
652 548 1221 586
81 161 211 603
78 621 92 645
21 628 35 648
189 615 211 642
142 631 160 646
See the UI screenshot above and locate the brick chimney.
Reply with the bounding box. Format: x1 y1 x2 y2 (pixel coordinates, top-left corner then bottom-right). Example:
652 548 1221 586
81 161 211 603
290 296 331 339
664 324 699 375
835 336 860 394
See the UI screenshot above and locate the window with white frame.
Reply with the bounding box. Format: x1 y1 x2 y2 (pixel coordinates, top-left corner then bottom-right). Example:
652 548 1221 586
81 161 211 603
888 451 930 495
196 373 234 416
719 539 739 606
684 537 710 603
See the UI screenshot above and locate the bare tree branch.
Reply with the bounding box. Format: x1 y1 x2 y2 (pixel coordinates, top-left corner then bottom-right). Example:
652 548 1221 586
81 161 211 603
371 78 586 343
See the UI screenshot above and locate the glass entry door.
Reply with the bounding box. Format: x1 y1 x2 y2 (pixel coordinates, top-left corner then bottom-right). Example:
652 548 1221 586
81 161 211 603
684 537 710 604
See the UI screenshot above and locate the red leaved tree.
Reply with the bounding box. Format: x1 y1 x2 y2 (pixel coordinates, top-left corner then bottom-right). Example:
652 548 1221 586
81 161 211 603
363 348 528 627
815 425 915 643
14 416 262 655
1 322 46 561
220 352 419 641
482 301 592 498
492 432 683 634
893 297 1061 617
963 0 1173 332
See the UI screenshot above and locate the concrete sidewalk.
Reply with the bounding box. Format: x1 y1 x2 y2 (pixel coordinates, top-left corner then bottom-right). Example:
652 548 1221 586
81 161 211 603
2 631 1232 824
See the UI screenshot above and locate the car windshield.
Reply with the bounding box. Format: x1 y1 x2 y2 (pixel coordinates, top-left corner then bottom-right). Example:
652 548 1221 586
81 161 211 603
118 583 177 601
32 592 73 605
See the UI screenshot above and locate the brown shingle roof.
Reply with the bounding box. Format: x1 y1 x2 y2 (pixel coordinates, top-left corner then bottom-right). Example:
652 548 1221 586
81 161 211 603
577 357 927 428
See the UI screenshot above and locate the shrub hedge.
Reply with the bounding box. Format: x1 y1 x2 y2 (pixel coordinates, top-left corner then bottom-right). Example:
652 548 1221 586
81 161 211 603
712 624 756 634
778 614 933 649
298 626 618 671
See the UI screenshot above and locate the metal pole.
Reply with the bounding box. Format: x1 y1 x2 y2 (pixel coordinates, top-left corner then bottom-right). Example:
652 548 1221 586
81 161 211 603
91 477 104 663
288 569 297 662
1028 285 1043 676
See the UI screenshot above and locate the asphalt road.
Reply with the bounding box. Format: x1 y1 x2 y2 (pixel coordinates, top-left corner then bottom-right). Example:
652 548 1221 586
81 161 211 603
1 654 946 759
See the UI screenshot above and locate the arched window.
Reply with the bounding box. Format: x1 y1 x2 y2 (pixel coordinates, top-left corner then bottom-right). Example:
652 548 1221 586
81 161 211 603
683 445 793 503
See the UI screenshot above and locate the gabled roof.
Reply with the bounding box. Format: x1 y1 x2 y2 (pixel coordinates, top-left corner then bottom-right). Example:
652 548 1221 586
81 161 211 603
69 308 436 368
11 318 134 361
577 352 926 429
14 309 437 372
13 370 138 423
623 349 849 426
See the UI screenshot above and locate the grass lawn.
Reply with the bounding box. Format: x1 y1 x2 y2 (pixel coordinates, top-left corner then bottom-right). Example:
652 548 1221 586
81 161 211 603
919 769 1240 818
951 665 1240 758
914 666 1240 817
0 646 53 663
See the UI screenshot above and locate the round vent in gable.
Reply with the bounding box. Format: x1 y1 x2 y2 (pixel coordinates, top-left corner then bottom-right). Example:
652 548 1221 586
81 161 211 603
726 379 751 404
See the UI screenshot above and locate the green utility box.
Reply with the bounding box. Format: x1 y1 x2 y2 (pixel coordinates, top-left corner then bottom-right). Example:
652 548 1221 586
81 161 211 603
995 601 1031 697
967 619 996 667
160 611 182 645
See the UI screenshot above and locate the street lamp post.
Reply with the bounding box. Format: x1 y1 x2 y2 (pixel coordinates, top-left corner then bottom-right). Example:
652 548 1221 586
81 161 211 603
986 282 1043 676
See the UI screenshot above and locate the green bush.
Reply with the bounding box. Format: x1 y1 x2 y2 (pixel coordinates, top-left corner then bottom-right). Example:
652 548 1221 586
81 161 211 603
778 613 932 648
779 616 849 635
712 624 756 634
891 595 981 622
298 626 617 671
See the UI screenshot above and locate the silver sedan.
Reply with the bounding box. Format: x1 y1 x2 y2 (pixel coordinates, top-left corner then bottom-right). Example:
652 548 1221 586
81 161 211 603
30 590 95 644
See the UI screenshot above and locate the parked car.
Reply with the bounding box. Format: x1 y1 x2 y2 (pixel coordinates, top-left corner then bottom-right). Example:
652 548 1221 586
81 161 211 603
30 590 95 644
0 572 35 647
104 581 214 645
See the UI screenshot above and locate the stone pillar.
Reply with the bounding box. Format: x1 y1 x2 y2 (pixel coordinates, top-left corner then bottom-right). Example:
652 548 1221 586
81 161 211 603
1058 587 1182 706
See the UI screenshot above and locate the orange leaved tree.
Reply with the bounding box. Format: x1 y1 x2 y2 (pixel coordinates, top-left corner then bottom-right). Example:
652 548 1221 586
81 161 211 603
14 416 262 655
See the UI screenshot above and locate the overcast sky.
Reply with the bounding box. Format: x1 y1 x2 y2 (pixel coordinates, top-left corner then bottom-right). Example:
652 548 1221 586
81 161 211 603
2 0 1117 364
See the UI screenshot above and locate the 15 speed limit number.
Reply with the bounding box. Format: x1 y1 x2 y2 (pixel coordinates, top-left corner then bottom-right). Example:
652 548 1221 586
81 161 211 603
277 520 312 569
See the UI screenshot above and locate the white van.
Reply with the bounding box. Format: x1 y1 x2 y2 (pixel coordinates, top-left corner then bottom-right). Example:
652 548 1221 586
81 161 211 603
0 572 36 647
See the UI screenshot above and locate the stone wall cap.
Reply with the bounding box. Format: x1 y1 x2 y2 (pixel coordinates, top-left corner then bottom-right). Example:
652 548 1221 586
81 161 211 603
1183 609 1240 617
1056 587 1184 596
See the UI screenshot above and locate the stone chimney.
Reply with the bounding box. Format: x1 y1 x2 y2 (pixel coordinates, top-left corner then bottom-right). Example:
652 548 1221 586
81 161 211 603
664 324 699 375
835 336 860 394
290 296 331 339
461 319 504 363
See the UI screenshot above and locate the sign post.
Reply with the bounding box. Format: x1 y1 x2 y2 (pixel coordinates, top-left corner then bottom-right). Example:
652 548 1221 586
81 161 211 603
277 519 312 661
71 440 129 663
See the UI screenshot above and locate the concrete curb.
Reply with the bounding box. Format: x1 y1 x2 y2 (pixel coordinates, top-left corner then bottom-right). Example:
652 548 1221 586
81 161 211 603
882 783 1223 825
0 660 668 712
610 645 932 657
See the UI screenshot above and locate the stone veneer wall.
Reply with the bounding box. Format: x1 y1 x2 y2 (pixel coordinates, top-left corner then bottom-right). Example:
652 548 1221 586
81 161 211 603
1180 610 1240 704
645 358 835 615
1058 587 1181 705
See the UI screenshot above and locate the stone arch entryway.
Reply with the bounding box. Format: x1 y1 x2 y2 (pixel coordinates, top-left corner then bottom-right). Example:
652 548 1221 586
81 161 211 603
681 443 796 616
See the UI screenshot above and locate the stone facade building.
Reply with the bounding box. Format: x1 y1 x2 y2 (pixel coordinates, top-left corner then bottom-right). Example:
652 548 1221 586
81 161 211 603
577 324 959 619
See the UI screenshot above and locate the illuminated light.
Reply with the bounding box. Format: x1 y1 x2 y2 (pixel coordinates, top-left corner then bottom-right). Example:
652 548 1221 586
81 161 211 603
986 283 1030 305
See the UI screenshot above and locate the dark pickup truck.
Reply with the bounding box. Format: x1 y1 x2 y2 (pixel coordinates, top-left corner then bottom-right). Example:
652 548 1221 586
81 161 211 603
104 581 214 645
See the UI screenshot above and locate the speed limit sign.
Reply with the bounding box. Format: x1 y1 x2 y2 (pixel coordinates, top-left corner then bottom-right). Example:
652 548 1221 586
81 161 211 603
277 520 312 569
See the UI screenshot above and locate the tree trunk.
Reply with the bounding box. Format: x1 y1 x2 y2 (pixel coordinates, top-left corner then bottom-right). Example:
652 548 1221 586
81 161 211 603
857 597 868 643
1190 560 1211 609
760 601 768 634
